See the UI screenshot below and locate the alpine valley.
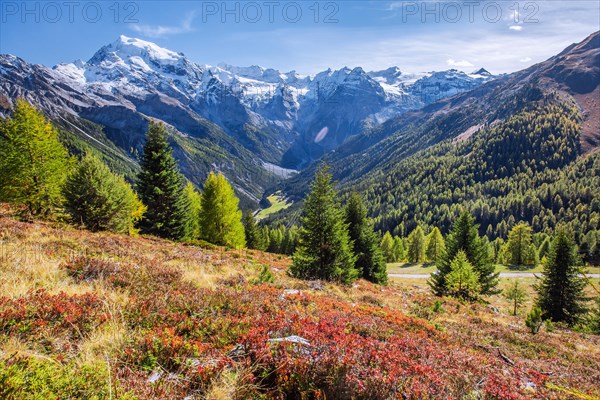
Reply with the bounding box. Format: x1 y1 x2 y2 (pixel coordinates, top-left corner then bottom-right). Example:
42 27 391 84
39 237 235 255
0 35 496 207
0 32 598 239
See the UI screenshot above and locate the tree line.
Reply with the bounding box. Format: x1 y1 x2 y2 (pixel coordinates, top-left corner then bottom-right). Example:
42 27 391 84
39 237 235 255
342 99 599 264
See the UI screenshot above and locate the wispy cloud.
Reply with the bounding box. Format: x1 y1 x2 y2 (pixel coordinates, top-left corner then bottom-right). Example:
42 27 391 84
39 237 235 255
447 59 474 68
131 11 196 38
509 25 524 31
520 57 532 63
386 1 404 11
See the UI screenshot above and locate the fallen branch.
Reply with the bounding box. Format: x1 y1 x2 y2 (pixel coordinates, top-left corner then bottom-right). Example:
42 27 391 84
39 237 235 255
497 349 515 366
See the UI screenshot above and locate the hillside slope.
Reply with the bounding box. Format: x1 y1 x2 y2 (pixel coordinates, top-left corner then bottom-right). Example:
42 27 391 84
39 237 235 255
0 211 598 399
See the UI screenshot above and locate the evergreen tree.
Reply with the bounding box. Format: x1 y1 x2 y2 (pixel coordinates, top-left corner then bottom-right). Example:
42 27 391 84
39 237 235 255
525 306 543 334
63 153 145 234
446 251 480 301
243 212 267 251
425 227 445 263
199 172 246 248
407 226 426 263
505 223 535 265
0 100 71 217
380 232 396 263
393 236 405 262
290 164 357 284
345 193 387 284
267 226 284 254
282 226 298 255
535 228 589 325
504 280 527 316
429 211 499 296
182 182 202 241
136 122 187 240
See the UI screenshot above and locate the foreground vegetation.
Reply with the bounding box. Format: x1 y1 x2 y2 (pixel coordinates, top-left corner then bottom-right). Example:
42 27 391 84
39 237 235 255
0 212 599 399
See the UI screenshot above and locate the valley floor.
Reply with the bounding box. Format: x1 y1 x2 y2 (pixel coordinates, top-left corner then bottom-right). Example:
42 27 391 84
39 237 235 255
0 210 599 399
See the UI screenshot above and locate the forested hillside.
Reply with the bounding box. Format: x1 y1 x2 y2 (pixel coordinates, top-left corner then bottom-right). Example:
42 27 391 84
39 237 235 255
354 95 598 239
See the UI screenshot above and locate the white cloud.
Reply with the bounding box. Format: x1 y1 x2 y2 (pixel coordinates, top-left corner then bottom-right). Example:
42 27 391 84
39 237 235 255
520 57 532 63
131 12 196 38
386 1 404 11
509 25 524 31
447 59 474 68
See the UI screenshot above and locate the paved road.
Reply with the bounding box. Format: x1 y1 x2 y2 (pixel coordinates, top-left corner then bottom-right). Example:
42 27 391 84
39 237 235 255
389 273 600 279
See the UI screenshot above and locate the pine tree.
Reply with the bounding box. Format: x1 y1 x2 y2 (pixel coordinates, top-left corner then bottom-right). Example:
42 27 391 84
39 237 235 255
505 223 535 265
136 122 187 240
429 211 499 296
243 212 267 251
63 153 145 234
525 306 543 334
535 228 589 325
425 227 445 263
407 226 426 263
199 172 246 248
504 280 527 315
182 182 202 241
380 232 396 263
345 193 387 284
446 251 480 301
290 164 357 284
0 100 71 217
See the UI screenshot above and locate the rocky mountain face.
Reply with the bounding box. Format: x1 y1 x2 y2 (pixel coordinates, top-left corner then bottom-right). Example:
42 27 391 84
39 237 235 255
0 35 496 204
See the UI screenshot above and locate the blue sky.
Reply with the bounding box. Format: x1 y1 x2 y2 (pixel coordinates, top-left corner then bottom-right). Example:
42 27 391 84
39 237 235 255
1 1 598 74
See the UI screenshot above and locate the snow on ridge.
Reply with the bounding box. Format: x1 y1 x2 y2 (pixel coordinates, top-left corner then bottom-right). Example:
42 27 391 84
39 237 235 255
112 35 182 63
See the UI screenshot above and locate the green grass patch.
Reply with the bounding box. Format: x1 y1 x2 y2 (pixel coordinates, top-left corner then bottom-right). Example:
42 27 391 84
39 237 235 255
255 193 292 220
387 262 546 275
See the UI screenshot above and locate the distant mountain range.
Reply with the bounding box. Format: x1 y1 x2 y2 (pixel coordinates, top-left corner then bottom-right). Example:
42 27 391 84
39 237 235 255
0 36 496 205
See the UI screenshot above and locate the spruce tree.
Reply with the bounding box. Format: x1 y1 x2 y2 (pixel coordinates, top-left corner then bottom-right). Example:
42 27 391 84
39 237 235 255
136 122 187 240
425 227 445 263
0 100 71 218
407 226 426 263
199 172 246 248
535 228 589 325
290 164 357 284
505 223 535 265
243 212 267 251
182 182 202 241
64 153 145 234
345 193 387 284
429 211 499 296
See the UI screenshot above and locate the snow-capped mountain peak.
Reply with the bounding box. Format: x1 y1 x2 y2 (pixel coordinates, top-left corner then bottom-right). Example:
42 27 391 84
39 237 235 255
88 35 183 66
368 66 403 84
